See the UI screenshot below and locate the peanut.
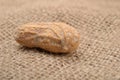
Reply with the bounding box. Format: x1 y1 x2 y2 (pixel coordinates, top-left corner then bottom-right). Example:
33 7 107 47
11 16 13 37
15 22 80 53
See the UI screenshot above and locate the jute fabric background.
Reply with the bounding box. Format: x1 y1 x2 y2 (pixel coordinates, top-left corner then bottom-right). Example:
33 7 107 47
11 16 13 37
0 0 120 80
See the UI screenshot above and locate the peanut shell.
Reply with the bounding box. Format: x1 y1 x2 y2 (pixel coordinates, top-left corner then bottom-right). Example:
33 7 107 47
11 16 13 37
15 22 80 53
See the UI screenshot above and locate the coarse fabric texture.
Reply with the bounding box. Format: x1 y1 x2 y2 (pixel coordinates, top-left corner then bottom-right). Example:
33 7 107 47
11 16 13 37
0 0 120 80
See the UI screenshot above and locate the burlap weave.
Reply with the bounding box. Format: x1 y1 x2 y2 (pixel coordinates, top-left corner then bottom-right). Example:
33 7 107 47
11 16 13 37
0 0 120 80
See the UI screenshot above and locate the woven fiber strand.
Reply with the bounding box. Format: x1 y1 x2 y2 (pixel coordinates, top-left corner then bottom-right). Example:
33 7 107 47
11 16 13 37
0 0 120 80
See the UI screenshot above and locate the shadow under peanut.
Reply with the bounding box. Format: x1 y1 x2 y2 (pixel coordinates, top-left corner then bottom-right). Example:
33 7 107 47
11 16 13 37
18 45 73 57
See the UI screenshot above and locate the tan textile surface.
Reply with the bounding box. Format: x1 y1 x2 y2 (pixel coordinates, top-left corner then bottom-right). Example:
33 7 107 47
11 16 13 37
0 0 120 80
